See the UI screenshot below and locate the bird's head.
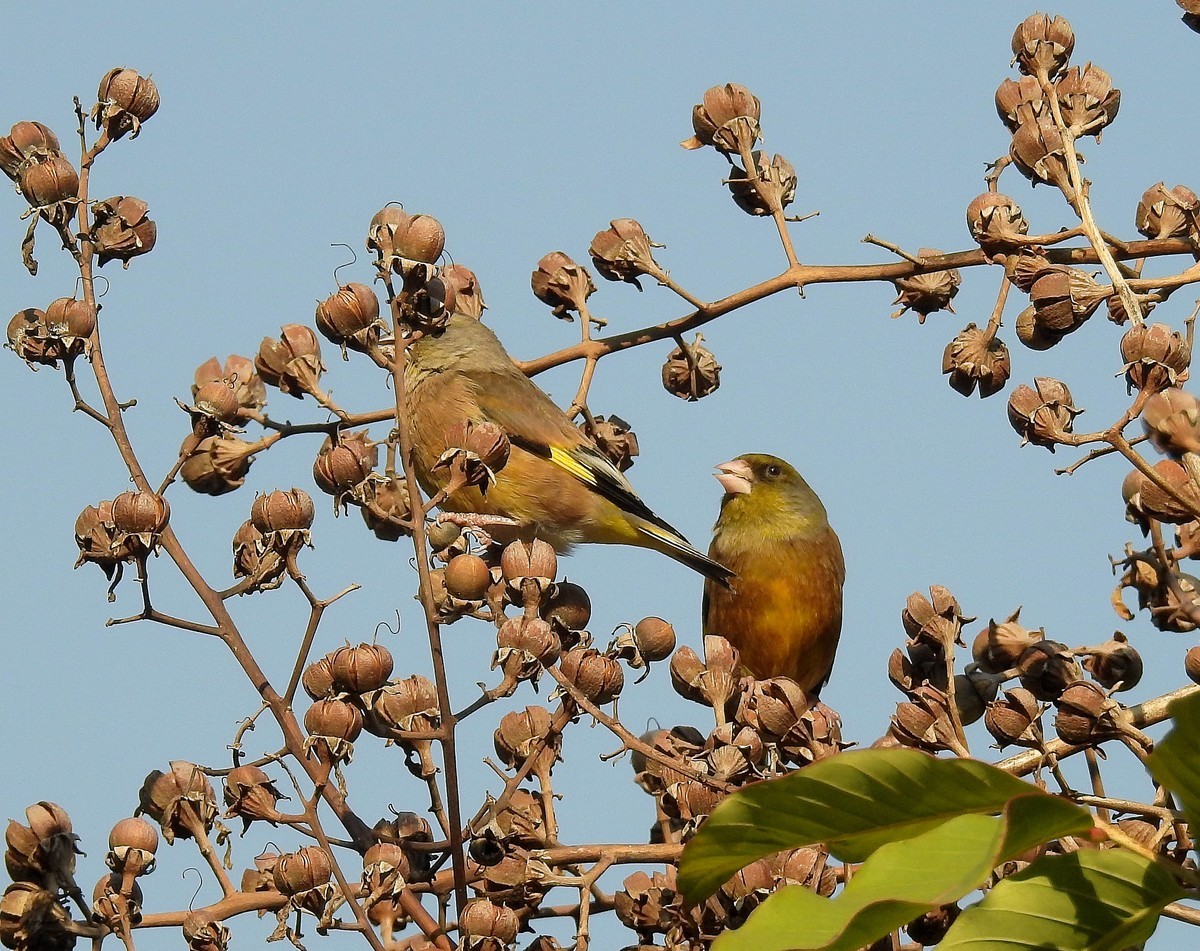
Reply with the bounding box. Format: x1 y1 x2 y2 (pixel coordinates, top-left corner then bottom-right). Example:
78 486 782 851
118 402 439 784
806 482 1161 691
713 453 828 535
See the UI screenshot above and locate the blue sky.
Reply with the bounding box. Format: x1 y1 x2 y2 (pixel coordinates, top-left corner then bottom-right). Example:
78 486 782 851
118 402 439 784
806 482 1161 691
1 3 1196 947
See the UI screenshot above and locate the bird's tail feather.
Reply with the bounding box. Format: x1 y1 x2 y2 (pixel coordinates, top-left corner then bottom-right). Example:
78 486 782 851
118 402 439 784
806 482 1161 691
637 521 735 587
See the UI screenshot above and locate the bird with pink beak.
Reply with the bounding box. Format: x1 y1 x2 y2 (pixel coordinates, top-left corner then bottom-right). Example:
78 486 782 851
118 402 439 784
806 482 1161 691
703 453 845 696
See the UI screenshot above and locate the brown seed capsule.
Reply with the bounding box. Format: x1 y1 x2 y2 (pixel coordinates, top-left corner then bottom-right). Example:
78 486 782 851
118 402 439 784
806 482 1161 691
273 846 332 896
559 647 624 705
367 675 440 735
0 121 60 181
589 218 663 288
1011 13 1075 79
891 252 961 323
447 418 511 476
182 909 230 951
251 488 315 535
541 581 591 632
440 263 486 318
313 430 377 497
329 643 394 694
682 83 761 155
18 150 78 208
966 192 1029 256
1053 680 1127 744
726 152 796 217
1055 64 1120 138
984 688 1043 748
95 68 160 139
222 766 286 830
501 538 558 585
459 898 520 944
1017 640 1082 701
494 705 559 770
1121 323 1192 394
531 251 596 318
2 882 74 950
302 655 336 700
193 355 266 415
972 609 1043 673
1136 460 1200 524
445 553 492 601
366 207 445 272
7 307 83 367
1009 113 1074 197
137 762 217 844
74 500 137 579
358 476 414 541
190 379 241 427
1082 633 1142 691
110 491 170 552
1028 266 1106 336
902 586 969 647
495 616 561 679
1185 645 1200 684
44 297 97 341
1143 387 1200 456
230 519 286 591
995 75 1047 132
304 698 363 743
91 196 156 268
662 333 721 401
1007 377 1081 450
181 434 256 496
1017 302 1064 349
108 817 158 858
584 414 639 472
1136 183 1200 240
255 325 326 399
315 282 381 349
633 617 677 663
942 324 1011 398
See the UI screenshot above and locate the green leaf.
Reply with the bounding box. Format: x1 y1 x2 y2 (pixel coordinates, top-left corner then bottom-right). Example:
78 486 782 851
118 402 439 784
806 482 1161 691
938 847 1186 951
1147 689 1200 835
712 804 1088 951
680 748 1091 902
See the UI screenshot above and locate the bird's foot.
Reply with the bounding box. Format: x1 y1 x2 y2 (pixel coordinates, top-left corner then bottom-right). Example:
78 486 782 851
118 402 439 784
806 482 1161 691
434 512 520 547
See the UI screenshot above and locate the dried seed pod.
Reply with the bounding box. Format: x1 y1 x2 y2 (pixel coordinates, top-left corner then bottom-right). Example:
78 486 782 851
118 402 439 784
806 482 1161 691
682 83 761 155
971 608 1043 673
1007 377 1081 450
995 75 1046 132
1121 323 1191 394
366 675 440 736
222 766 286 831
966 192 1029 256
589 218 664 289
669 645 708 705
91 196 156 268
501 539 558 587
1136 460 1200 524
531 251 596 319
542 580 591 633
273 846 332 896
230 519 286 591
902 586 969 647
1143 387 1200 456
445 553 492 601
1 882 74 950
136 762 218 844
460 898 520 945
7 306 86 367
44 297 96 342
633 617 677 663
662 334 721 401
181 435 255 496
1009 113 1074 197
366 207 445 276
182 909 230 951
1017 640 1082 701
0 121 60 181
74 500 137 580
438 419 511 489
110 491 170 554
302 655 336 700
891 252 960 322
441 263 486 318
313 430 377 498
1027 266 1107 336
1135 183 1200 240
407 275 456 334
91 872 143 931
304 698 363 743
890 685 961 753
585 414 639 472
19 150 78 210
1011 13 1075 79
4 802 81 890
494 706 560 771
192 355 266 415
1082 633 1142 691
358 476 414 541
315 282 381 350
329 643 394 694
255 324 326 399
1053 681 1128 744
251 487 315 537
94 68 159 139
1055 64 1120 138
495 616 561 681
1185 645 1200 684
726 151 796 216
558 647 624 705
106 817 158 879
942 324 1011 398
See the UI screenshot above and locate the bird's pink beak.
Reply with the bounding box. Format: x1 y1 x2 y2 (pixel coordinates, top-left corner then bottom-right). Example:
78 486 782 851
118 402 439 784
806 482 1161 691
714 458 753 495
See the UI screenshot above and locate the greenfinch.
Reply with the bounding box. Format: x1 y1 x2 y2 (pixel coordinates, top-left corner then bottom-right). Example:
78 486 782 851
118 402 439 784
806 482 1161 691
405 314 734 585
703 453 844 694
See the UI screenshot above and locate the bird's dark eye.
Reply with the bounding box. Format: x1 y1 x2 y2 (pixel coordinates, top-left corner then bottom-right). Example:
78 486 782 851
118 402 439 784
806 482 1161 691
765 464 782 478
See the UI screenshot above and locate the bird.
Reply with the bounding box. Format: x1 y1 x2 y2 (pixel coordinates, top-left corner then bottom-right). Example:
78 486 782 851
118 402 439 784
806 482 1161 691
404 313 734 585
703 453 844 695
